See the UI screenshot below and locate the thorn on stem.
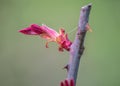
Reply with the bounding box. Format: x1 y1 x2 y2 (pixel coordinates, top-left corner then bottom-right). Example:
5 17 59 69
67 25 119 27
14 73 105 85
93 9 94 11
63 64 69 72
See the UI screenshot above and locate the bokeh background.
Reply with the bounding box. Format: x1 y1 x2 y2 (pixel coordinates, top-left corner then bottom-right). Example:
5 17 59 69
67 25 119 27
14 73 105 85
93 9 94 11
0 0 120 86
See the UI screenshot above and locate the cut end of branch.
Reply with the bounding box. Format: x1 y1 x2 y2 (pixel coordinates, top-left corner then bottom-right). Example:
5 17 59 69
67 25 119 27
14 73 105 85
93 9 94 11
81 3 92 9
78 3 92 32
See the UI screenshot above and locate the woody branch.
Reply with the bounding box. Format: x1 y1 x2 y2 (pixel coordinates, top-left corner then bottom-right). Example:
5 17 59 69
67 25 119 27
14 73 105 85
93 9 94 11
67 4 92 86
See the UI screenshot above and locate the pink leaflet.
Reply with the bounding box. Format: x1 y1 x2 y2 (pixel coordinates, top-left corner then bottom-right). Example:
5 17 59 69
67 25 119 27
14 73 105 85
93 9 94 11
60 79 74 86
19 24 72 51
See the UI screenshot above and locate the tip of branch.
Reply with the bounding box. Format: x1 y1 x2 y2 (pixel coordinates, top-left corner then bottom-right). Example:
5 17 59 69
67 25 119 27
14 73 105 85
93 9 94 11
81 3 92 9
88 3 92 7
78 3 92 32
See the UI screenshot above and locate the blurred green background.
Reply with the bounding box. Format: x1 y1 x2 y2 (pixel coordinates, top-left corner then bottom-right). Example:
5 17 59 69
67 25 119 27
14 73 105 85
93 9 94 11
0 0 120 86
